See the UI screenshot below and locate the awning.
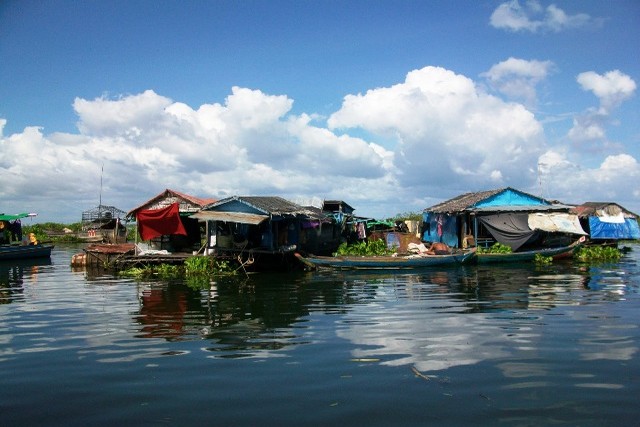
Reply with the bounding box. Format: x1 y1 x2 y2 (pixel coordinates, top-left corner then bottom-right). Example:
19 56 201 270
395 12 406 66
0 213 35 221
528 213 587 235
190 211 269 225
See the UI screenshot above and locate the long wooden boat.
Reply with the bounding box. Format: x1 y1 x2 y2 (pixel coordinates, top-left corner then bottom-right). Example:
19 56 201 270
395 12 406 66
295 248 476 270
0 244 54 261
477 237 584 264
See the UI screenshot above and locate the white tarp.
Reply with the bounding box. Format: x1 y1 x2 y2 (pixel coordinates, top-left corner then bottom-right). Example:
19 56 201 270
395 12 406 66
596 211 626 224
528 213 588 235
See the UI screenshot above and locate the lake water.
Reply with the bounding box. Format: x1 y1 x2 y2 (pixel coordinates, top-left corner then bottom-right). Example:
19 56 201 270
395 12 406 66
1 243 639 426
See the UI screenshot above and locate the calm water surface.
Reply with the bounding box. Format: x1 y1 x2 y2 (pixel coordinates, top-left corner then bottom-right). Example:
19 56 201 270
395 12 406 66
1 244 639 426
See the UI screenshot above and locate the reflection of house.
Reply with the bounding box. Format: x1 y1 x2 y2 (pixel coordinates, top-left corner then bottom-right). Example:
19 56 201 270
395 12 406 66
571 202 640 243
126 189 216 253
423 187 586 250
191 196 340 269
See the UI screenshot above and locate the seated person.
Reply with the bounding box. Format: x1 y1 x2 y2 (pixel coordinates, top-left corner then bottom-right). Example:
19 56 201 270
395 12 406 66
28 233 38 245
427 241 450 255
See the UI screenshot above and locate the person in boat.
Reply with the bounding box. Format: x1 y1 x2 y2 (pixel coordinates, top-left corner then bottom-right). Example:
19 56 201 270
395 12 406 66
0 221 6 244
28 232 39 245
427 241 450 255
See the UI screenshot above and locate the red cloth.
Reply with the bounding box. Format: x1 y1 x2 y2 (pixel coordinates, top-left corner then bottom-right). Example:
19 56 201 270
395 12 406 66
136 203 187 241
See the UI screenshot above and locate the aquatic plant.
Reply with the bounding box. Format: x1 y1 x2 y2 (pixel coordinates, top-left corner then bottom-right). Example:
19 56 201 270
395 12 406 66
120 256 236 281
575 245 622 262
477 242 513 254
334 239 396 256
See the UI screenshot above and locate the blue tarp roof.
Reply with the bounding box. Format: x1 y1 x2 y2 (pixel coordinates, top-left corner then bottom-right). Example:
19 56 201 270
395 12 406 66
588 217 640 240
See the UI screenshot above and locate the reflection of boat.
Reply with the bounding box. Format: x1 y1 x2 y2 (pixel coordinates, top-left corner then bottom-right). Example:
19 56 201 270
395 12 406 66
0 244 54 260
295 248 476 270
477 238 584 264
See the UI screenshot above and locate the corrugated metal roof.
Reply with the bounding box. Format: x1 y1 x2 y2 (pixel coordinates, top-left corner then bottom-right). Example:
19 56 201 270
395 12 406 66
127 188 216 218
207 196 325 218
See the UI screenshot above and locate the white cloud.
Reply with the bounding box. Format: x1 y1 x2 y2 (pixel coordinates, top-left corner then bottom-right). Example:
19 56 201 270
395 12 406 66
482 57 554 106
490 0 593 33
1 66 637 222
568 70 636 149
538 150 640 205
1 87 394 221
328 66 545 194
577 70 636 114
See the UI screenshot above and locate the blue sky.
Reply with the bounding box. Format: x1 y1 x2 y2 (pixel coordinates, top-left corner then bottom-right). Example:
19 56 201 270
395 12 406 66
1 0 639 223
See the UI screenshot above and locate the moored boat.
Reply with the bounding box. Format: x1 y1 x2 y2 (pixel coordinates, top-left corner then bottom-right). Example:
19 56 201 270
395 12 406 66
0 212 54 260
0 243 54 260
477 237 584 264
295 247 476 270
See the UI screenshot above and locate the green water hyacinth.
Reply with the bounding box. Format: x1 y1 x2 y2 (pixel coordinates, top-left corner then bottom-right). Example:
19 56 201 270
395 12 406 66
334 239 396 256
575 246 622 262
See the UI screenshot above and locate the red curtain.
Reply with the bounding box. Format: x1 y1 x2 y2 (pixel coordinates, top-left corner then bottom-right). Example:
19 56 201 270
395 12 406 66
136 203 187 241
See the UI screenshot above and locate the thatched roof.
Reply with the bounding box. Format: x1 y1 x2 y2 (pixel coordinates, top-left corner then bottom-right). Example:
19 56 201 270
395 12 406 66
426 188 504 214
425 187 569 214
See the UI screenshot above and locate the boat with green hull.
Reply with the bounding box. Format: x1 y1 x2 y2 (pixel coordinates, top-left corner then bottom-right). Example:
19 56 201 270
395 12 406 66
295 248 476 270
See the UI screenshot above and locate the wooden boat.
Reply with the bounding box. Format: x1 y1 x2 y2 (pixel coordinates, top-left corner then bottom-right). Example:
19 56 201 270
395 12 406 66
0 244 54 260
477 237 584 264
295 248 476 270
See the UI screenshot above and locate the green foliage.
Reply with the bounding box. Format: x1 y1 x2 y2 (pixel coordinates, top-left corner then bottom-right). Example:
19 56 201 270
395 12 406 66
334 239 396 256
119 256 236 282
387 211 423 222
534 253 553 265
477 242 513 254
575 245 622 262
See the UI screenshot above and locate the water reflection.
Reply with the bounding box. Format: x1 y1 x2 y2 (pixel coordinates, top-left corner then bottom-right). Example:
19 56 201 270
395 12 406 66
0 258 52 304
132 274 380 358
333 260 639 380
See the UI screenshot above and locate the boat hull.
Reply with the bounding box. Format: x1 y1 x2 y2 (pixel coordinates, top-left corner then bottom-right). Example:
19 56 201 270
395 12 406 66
295 248 476 270
477 241 580 264
0 244 54 260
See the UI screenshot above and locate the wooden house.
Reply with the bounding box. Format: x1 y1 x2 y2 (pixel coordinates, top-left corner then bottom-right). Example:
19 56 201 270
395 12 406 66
570 202 640 243
423 187 586 251
191 196 339 269
126 189 216 253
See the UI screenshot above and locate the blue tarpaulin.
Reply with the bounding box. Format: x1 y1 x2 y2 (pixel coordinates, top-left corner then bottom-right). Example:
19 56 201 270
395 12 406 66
588 217 640 240
422 212 458 247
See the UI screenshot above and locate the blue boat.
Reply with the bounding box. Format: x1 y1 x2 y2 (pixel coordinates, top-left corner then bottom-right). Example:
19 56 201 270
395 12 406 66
0 243 54 260
0 212 54 260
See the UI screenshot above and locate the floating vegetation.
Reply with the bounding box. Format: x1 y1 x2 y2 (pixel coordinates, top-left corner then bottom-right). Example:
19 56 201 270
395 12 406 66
575 246 622 262
477 242 513 254
334 239 396 256
119 256 236 283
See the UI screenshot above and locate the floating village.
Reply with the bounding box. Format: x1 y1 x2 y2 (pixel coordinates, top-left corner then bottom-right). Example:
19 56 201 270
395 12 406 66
2 187 639 273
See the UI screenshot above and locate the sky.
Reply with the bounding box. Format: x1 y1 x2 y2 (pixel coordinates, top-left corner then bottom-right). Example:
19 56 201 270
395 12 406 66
1 0 639 224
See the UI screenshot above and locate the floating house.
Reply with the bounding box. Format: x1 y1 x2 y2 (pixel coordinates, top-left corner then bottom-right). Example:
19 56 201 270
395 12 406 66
191 196 341 269
423 187 587 251
571 202 640 243
79 204 127 243
126 189 216 253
